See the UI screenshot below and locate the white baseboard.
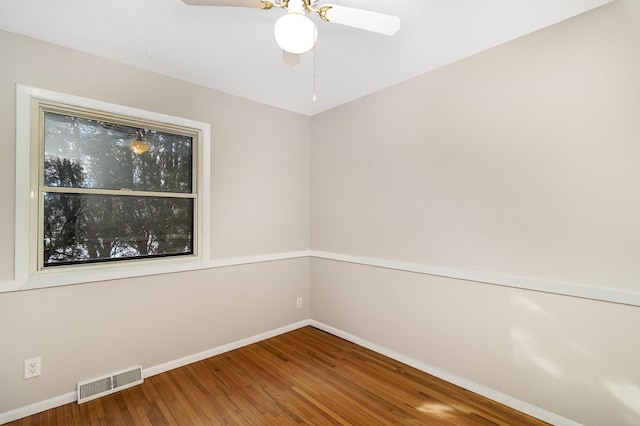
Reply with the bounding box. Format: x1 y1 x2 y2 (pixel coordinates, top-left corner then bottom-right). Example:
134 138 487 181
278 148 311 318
0 319 312 425
310 320 582 426
1 319 579 426
143 319 312 378
0 391 76 425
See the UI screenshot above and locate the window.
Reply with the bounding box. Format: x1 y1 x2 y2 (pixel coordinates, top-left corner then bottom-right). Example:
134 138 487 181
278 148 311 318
41 108 195 267
15 86 210 289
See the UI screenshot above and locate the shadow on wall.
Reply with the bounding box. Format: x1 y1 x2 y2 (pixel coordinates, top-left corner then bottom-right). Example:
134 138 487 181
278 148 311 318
509 293 640 425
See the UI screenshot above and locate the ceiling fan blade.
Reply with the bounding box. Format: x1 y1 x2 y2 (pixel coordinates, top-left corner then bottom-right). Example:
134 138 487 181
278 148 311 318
181 0 263 7
282 50 301 68
322 5 400 36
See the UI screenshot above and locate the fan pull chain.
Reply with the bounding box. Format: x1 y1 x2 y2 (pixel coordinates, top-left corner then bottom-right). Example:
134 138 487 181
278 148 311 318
312 45 317 102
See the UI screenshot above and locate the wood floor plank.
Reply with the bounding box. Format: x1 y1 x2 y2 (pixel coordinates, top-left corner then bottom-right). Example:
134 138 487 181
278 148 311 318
6 327 549 425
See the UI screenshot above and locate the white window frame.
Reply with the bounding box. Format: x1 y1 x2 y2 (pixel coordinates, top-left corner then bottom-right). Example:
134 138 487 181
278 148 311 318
14 85 211 291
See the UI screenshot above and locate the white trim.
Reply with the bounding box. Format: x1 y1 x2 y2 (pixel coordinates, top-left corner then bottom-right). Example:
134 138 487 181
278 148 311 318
310 250 640 307
0 391 76 425
14 84 32 288
4 247 638 308
0 281 15 292
0 320 312 425
144 319 312 378
1 250 311 292
310 320 582 426
207 251 310 268
14 84 211 292
17 251 311 291
0 319 580 425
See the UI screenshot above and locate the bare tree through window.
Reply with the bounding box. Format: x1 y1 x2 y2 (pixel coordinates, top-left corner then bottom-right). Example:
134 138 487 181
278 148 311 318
41 111 195 267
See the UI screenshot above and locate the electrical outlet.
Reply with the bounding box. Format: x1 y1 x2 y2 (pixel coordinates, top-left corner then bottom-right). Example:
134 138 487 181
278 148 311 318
24 357 41 379
296 297 303 309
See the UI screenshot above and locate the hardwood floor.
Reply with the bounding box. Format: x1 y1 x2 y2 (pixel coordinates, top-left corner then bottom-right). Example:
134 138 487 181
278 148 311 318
7 326 548 425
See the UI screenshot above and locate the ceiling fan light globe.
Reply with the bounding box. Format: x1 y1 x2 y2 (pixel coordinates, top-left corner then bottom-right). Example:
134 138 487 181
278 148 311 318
129 139 150 155
274 12 317 54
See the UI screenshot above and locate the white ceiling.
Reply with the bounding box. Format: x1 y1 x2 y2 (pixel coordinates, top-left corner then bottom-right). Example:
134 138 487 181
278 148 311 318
0 0 613 116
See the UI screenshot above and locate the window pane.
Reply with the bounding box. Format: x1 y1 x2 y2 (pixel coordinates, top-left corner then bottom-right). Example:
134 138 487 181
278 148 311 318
44 112 193 193
43 193 194 266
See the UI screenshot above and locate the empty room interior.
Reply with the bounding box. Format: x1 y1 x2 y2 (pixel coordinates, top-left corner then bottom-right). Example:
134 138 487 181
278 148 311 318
1 0 639 425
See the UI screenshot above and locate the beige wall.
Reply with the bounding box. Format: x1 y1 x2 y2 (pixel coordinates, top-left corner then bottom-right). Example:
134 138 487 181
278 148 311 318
312 0 640 291
0 29 311 413
311 1 640 425
311 259 640 425
3 0 640 424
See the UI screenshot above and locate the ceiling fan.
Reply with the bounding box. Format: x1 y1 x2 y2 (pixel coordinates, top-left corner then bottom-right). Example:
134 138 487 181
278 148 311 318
181 0 400 65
